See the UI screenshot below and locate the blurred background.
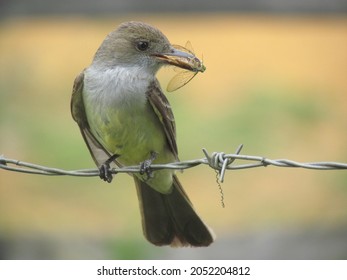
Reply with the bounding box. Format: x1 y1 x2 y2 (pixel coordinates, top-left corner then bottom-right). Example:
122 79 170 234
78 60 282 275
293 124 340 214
1 0 347 259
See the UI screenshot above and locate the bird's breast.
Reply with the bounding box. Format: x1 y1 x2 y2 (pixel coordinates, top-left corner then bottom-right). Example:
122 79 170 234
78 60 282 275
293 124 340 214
82 66 167 165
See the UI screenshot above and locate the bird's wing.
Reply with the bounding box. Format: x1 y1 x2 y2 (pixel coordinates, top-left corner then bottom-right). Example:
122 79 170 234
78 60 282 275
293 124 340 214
146 80 178 160
71 70 112 166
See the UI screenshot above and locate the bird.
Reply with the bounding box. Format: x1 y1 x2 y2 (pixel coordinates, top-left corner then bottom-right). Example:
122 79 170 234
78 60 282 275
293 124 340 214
71 21 214 247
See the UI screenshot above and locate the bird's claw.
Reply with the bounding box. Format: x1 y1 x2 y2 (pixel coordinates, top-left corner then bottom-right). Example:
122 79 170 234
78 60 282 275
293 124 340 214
99 164 113 183
99 154 119 183
140 152 158 180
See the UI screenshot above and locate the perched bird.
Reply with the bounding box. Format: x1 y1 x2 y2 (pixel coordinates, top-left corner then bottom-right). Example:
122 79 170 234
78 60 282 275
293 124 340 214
71 21 214 247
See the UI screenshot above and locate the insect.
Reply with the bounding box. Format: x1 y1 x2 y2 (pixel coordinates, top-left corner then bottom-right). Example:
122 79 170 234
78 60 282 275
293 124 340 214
167 41 206 92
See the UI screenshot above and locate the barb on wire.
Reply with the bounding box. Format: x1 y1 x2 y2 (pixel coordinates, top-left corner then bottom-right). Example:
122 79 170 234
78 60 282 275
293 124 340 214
1 145 347 183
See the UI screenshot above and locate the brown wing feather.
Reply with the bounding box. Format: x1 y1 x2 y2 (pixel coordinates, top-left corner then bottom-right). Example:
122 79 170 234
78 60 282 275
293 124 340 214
71 71 112 166
146 80 178 160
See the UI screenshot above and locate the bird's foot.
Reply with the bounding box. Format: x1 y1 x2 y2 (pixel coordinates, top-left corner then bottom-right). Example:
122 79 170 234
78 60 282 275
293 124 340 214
140 151 158 180
99 154 119 183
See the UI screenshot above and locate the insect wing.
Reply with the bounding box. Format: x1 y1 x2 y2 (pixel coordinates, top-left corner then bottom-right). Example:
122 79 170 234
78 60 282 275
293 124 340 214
171 41 195 55
166 41 201 92
185 40 194 54
167 70 197 92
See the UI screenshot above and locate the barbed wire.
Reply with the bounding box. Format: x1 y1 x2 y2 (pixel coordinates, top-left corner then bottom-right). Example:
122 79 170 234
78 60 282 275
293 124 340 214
1 145 347 183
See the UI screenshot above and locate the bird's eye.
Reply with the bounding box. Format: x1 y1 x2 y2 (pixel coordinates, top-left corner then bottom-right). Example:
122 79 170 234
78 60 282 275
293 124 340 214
136 41 150 51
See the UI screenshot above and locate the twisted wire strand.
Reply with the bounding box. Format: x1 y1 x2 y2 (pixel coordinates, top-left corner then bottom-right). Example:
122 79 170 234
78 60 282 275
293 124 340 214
1 145 347 182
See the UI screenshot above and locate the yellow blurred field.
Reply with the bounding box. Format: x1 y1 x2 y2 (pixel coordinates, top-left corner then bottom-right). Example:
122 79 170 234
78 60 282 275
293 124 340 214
1 14 347 258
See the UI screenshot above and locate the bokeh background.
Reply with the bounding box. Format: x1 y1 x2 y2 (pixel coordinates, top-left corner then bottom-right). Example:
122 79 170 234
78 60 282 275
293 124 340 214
1 0 347 259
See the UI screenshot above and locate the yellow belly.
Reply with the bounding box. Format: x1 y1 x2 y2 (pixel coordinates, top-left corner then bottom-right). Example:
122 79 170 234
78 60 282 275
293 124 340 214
86 99 175 193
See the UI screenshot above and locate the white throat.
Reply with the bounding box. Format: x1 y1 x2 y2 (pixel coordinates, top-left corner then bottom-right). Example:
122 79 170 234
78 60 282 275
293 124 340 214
83 65 155 108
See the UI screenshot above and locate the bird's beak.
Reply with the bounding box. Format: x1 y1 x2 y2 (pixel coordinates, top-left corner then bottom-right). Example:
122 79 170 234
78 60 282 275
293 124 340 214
153 46 205 72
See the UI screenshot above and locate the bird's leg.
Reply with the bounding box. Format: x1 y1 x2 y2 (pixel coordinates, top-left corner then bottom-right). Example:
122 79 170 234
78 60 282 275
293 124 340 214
140 151 158 180
99 154 119 183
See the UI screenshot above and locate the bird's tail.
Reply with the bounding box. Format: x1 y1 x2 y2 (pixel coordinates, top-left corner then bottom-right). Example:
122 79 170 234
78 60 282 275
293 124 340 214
134 175 215 247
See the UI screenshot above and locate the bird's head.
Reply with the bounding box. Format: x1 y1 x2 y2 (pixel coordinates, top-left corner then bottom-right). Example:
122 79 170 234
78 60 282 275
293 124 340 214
93 21 199 74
